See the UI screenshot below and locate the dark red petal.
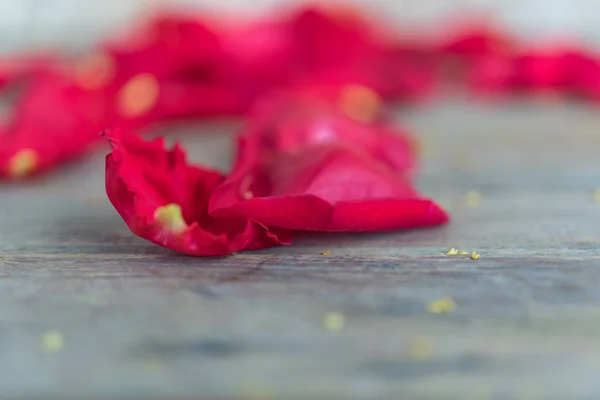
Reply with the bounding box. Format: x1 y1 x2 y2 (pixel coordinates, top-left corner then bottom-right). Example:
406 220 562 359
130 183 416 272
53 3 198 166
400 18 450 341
104 129 291 256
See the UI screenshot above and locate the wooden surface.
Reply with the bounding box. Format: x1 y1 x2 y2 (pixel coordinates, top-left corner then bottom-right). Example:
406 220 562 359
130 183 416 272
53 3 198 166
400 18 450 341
2 100 600 399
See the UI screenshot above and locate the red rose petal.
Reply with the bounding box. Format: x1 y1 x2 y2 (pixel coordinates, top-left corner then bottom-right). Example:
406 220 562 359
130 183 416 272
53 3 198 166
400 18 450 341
0 68 106 179
209 96 448 232
104 129 291 256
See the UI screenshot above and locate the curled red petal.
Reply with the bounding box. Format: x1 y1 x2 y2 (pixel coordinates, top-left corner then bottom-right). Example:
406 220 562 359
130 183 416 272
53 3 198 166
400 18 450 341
104 129 291 256
210 96 448 232
243 93 416 173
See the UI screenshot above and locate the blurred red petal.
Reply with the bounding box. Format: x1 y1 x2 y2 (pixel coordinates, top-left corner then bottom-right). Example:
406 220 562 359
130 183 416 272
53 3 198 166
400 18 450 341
0 68 105 179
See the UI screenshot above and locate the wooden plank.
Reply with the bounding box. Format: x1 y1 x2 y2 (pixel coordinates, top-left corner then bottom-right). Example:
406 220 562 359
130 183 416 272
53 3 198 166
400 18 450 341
1 101 600 399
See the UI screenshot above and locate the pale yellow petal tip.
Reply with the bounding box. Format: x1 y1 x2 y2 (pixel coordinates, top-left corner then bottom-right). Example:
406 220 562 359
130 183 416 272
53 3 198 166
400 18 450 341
408 336 434 361
323 312 345 332
465 190 482 207
154 203 187 234
427 297 456 314
41 330 64 354
321 251 332 256
117 73 160 118
470 251 481 260
338 84 382 123
9 148 39 179
593 188 600 204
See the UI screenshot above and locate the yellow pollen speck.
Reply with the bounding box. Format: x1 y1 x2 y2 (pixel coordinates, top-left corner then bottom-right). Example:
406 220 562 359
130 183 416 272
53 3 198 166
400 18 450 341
465 190 482 207
153 203 187 234
458 251 470 255
408 336 434 361
74 52 115 90
338 84 382 123
117 73 160 118
8 148 38 179
445 248 459 255
323 312 345 332
41 330 64 354
427 297 456 314
593 188 600 203
471 251 481 260
321 251 331 256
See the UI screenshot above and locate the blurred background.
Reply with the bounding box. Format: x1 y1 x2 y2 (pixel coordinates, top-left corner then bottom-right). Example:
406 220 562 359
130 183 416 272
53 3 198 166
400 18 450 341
3 0 600 52
2 1 600 399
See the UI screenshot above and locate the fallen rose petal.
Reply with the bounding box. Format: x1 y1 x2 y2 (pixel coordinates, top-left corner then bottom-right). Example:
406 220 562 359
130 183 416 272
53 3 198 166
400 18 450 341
509 44 599 97
467 52 515 98
382 46 438 101
437 20 517 89
286 6 404 101
245 93 417 173
105 75 249 130
103 129 291 256
439 22 514 57
0 68 106 179
101 11 224 85
209 96 447 231
0 52 59 90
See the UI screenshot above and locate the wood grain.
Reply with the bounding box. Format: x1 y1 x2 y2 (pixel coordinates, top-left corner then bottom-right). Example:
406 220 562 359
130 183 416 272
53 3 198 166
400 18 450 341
2 101 600 399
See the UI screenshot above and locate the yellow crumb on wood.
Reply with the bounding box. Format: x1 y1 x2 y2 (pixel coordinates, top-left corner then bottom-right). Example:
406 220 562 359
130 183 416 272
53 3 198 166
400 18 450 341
464 190 482 207
41 330 64 354
593 188 600 204
323 312 345 332
427 297 456 314
240 382 276 400
470 251 481 260
321 251 332 256
408 336 434 361
442 248 472 256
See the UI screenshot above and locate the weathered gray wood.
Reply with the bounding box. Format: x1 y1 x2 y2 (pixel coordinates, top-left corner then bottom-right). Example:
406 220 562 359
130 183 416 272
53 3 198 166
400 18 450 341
2 100 600 399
